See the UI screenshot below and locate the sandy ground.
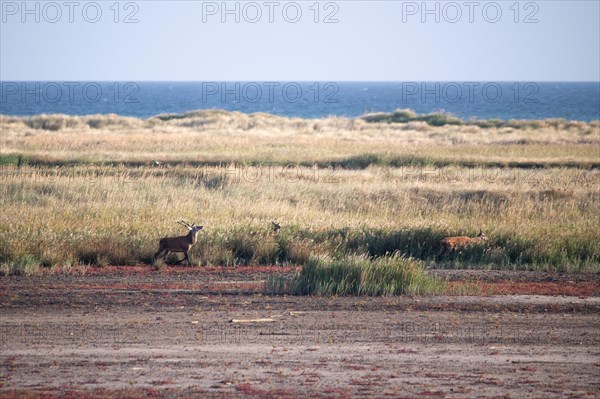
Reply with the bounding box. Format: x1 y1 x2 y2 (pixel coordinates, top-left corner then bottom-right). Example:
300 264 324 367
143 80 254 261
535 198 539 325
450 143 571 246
1 266 599 398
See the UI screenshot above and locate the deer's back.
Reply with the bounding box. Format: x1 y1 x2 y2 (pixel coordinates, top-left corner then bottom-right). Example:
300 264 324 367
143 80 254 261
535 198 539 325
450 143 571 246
441 236 474 249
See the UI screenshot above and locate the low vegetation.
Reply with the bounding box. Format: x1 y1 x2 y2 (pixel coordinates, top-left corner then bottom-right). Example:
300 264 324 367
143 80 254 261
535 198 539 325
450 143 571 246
265 254 445 296
361 108 597 130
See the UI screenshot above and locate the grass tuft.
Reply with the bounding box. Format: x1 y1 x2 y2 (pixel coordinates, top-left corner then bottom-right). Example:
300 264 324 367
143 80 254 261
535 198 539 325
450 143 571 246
0 254 41 276
266 254 445 296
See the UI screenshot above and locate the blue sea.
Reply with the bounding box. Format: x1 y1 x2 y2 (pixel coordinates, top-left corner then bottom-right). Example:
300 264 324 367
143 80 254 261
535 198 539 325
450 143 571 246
1 81 599 121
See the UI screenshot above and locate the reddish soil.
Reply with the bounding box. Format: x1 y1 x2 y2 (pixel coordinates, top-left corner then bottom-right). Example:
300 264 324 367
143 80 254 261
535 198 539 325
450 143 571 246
476 281 598 296
1 266 599 398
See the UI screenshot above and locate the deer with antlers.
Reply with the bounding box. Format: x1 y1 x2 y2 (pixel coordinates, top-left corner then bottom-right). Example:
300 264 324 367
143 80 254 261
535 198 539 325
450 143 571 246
153 220 203 267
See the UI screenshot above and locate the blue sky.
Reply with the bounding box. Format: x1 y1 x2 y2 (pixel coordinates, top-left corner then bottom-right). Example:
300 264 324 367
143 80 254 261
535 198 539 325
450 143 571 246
1 1 599 81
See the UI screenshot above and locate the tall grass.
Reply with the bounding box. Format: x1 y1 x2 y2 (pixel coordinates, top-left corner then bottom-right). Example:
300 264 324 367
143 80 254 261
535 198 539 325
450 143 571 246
1 110 599 275
0 164 597 274
265 254 444 296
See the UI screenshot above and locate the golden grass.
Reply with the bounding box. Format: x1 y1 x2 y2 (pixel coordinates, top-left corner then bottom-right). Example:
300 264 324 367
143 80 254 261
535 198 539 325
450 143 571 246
0 110 599 273
0 163 598 271
1 111 598 167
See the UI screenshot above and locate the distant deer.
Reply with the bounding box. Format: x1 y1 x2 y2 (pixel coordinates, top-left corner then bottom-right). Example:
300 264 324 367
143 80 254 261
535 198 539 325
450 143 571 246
437 229 488 258
154 220 203 266
271 221 281 233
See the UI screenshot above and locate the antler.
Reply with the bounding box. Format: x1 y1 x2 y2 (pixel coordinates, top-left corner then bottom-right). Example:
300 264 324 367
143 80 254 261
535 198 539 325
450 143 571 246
176 219 193 229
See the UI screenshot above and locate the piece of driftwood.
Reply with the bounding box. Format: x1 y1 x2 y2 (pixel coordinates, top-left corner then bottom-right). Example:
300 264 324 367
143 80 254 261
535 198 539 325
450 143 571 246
230 318 275 323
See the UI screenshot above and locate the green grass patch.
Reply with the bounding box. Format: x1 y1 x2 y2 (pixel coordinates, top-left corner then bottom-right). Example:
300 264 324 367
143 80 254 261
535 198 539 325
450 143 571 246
361 109 599 130
361 109 464 126
266 254 445 296
0 254 41 276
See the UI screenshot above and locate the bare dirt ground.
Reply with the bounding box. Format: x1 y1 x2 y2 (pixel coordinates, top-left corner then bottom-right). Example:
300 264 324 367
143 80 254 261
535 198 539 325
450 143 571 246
1 266 599 398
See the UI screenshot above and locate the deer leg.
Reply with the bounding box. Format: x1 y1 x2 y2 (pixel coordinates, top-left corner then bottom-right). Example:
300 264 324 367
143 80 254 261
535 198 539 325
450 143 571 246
175 254 185 265
154 249 165 262
436 246 445 259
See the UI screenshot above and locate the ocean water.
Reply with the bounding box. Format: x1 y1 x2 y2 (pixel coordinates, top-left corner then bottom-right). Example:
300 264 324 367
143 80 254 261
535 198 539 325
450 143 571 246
1 81 599 121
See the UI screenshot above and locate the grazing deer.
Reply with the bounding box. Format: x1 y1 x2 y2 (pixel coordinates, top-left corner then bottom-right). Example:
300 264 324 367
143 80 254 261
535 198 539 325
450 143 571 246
437 229 488 258
271 221 281 233
154 220 203 266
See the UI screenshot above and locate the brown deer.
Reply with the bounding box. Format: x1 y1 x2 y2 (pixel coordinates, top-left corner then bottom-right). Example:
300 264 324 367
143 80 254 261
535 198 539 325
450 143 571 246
154 220 203 266
437 229 488 258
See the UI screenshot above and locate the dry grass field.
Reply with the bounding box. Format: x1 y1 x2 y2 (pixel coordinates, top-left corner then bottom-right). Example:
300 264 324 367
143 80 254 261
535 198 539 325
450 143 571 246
1 110 599 277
